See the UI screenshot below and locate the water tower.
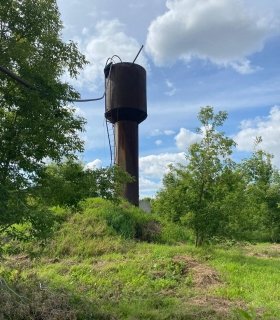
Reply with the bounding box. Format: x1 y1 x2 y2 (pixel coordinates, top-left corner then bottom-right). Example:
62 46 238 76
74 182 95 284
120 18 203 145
104 62 147 206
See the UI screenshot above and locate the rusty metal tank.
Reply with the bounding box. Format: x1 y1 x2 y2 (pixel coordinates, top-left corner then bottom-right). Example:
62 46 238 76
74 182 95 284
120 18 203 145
104 62 147 206
104 62 147 124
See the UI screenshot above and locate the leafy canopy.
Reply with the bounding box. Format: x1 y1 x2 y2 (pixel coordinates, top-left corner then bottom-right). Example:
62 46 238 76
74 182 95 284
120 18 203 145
34 160 133 208
153 107 280 245
0 0 87 232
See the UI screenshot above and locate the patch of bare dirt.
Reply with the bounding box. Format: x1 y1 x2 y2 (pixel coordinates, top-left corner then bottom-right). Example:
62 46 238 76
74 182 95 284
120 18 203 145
188 296 246 316
4 254 33 269
245 244 280 259
172 255 221 288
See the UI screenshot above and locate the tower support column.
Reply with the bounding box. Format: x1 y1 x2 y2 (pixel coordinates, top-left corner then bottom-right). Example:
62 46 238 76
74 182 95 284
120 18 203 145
115 120 139 206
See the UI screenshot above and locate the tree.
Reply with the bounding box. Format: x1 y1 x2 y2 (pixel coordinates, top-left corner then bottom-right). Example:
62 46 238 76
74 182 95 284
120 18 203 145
34 160 132 208
152 165 192 223
0 0 87 234
184 107 237 245
240 144 280 242
153 107 237 246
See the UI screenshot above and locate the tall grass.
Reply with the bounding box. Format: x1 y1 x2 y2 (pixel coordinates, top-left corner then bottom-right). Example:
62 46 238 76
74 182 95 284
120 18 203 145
1 198 279 319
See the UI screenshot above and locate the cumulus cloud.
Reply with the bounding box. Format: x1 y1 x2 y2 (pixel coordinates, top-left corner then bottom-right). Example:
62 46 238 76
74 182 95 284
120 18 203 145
68 19 148 91
140 177 161 196
175 128 202 151
140 152 186 179
139 152 186 196
235 106 280 166
85 159 102 170
146 0 279 72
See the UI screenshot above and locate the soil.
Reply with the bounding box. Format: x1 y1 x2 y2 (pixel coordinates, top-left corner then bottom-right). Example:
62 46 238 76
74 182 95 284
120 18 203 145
245 244 280 258
172 255 221 288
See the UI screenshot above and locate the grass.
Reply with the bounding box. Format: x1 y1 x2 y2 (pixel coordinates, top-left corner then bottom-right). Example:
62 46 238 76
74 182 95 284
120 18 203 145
209 245 280 317
1 198 280 319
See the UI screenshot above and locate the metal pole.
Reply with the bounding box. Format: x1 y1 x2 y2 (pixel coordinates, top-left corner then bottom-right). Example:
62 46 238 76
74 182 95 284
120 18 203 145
115 120 139 206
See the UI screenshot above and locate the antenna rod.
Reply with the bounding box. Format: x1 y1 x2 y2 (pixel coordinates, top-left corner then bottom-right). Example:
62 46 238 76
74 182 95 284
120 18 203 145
132 45 144 64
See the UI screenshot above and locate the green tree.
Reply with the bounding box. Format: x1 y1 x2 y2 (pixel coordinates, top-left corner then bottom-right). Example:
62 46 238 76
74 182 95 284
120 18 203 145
153 107 237 246
0 0 87 234
185 107 236 245
152 165 191 223
34 160 132 208
240 145 280 241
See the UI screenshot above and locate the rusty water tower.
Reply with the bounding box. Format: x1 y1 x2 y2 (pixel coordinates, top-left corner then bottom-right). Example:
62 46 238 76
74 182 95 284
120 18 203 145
104 62 147 206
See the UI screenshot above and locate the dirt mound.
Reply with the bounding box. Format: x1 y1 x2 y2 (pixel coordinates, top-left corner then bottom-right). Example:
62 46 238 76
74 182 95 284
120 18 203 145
172 255 221 288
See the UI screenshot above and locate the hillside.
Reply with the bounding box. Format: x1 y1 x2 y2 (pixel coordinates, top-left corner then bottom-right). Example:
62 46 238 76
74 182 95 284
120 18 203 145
1 198 280 319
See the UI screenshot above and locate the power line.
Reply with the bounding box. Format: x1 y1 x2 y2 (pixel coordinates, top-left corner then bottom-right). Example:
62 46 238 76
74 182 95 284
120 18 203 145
0 65 34 89
0 59 114 103
0 45 144 102
70 93 105 103
0 59 115 166
106 119 113 166
0 47 144 167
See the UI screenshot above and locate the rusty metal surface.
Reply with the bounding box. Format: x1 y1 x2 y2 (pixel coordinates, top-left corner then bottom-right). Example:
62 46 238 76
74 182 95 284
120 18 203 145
115 121 139 206
105 62 147 124
104 62 147 206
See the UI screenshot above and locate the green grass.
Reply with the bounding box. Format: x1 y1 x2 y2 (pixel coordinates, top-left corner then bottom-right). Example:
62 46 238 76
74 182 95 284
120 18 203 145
1 198 280 319
209 245 280 318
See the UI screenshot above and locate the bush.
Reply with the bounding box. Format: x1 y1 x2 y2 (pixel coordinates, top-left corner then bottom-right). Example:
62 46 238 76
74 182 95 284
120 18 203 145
80 198 161 242
45 198 192 258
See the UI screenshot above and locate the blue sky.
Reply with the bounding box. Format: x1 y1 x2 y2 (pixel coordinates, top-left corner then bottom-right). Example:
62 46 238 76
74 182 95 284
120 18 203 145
57 0 280 197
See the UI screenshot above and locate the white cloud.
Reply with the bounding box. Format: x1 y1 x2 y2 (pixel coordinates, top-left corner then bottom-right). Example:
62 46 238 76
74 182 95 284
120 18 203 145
175 128 202 151
165 79 177 96
229 60 261 75
68 19 149 91
140 152 186 179
140 177 161 196
235 106 280 166
164 130 176 136
146 0 279 72
140 152 186 180
139 152 186 196
150 128 176 136
81 27 89 36
155 139 163 146
85 159 102 170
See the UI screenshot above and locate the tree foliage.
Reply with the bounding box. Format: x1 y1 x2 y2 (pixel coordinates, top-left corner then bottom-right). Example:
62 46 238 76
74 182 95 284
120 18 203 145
34 160 133 208
184 107 236 245
0 0 87 232
153 107 280 245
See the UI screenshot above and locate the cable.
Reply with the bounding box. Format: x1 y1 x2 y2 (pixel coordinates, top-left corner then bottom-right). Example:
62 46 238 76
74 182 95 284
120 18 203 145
0 65 34 89
0 64 106 103
111 55 122 63
0 57 116 167
71 56 116 103
70 93 105 102
106 119 113 166
0 55 116 103
0 46 143 103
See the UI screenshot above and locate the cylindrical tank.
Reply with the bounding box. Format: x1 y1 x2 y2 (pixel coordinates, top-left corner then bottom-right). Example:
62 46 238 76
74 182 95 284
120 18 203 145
104 62 147 206
105 62 147 124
